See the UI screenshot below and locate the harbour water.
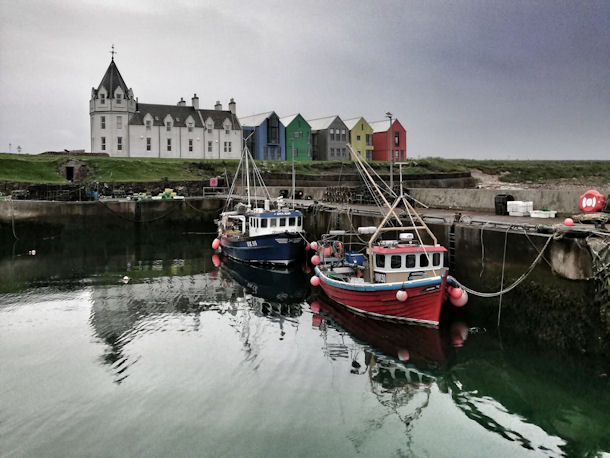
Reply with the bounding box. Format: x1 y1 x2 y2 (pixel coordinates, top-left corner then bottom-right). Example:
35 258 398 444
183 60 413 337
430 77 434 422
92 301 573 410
1 225 608 457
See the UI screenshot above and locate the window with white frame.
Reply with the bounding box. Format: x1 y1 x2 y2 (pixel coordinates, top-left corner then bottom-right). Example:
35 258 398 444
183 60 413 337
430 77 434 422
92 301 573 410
329 129 334 141
117 116 122 129
101 137 106 151
167 138 172 151
101 116 105 129
208 141 213 152
146 137 151 151
189 139 193 152
341 129 346 141
117 137 123 151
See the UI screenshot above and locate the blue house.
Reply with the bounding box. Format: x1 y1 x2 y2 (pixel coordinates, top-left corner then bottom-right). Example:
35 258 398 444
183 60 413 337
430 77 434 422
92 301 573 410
239 111 285 160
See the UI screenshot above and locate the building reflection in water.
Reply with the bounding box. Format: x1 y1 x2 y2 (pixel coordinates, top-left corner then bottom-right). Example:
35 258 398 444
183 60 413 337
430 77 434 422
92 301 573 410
89 257 309 383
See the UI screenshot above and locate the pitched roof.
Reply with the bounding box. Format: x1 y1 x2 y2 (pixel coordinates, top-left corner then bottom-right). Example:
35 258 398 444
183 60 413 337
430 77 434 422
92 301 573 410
239 111 275 127
280 113 310 128
307 115 340 131
369 119 391 133
343 116 373 131
97 60 129 96
129 103 240 129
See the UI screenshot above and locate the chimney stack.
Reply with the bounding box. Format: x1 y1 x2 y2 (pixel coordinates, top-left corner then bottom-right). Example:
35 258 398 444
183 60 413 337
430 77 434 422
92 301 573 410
215 100 222 111
192 93 199 109
178 97 186 106
228 98 236 115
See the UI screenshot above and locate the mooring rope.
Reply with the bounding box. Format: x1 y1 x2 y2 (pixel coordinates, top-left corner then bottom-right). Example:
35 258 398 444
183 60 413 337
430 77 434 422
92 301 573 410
451 233 553 298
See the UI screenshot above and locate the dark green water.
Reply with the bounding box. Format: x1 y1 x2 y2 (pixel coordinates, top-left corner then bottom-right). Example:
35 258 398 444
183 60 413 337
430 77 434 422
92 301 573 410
1 226 608 457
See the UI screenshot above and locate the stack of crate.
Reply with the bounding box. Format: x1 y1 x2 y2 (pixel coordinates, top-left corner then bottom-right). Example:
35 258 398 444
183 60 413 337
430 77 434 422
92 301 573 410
507 201 533 216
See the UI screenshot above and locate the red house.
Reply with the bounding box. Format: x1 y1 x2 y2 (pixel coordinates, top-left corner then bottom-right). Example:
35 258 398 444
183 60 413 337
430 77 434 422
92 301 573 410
370 119 406 161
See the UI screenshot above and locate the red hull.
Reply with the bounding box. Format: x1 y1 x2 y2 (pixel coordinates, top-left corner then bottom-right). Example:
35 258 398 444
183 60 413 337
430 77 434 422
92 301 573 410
319 275 447 326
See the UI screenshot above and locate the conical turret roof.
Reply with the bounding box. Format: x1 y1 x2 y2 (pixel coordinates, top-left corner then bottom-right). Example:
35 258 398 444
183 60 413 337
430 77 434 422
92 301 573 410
97 59 129 96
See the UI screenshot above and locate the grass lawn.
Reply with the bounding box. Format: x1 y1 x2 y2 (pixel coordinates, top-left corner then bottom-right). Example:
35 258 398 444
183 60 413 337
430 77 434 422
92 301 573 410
0 153 608 185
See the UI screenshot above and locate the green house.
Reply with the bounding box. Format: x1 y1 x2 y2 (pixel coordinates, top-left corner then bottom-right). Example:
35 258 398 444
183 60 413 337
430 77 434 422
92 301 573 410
280 114 312 161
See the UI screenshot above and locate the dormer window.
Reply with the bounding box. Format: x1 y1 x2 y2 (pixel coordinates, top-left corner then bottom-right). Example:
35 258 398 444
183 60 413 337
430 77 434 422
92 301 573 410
166 121 172 131
146 120 152 130
188 122 193 132
100 94 106 104
116 93 122 104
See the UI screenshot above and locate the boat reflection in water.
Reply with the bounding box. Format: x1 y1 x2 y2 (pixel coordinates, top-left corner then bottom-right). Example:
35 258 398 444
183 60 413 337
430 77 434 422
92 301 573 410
218 255 309 306
310 296 460 374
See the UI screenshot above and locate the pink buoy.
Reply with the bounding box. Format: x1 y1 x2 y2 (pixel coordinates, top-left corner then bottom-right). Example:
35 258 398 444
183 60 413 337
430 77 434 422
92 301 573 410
211 238 221 249
449 287 463 299
450 290 468 307
305 243 311 251
310 241 319 251
396 290 408 302
310 276 321 286
212 254 221 267
310 301 320 313
311 254 321 265
564 217 574 227
397 349 410 361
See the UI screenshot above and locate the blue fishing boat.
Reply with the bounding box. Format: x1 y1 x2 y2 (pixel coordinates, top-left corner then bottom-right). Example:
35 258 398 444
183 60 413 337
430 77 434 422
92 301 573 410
213 140 306 265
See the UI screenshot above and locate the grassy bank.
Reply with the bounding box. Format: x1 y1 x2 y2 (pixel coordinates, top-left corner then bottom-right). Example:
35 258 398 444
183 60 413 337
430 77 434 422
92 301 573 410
0 153 608 185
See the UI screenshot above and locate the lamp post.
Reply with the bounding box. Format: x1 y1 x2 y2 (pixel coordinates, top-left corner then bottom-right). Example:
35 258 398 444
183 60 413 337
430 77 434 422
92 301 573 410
386 112 393 192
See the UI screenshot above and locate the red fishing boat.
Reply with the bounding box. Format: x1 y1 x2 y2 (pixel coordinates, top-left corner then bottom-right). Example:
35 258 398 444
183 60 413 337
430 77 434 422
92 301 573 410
310 145 466 326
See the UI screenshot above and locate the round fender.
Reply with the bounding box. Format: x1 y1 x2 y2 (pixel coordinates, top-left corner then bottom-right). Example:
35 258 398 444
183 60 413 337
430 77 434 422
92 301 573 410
579 190 604 213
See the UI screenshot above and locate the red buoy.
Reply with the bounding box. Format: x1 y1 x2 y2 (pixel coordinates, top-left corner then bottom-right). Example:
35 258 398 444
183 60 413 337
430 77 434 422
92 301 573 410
311 254 321 265
211 238 221 249
212 254 221 267
310 276 321 286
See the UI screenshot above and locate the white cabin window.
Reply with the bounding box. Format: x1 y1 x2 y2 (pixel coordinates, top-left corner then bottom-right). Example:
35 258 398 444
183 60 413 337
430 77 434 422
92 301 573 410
375 254 385 268
289 217 295 226
270 219 277 227
433 253 441 266
261 219 268 228
279 218 286 227
420 254 429 267
391 255 401 269
406 255 416 268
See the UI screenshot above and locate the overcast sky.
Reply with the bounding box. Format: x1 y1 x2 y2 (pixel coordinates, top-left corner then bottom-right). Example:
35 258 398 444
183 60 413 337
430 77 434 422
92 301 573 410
1 0 608 159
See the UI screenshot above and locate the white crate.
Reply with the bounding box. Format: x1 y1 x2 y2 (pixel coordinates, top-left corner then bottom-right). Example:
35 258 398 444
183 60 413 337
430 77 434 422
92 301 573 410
530 210 557 218
507 201 533 216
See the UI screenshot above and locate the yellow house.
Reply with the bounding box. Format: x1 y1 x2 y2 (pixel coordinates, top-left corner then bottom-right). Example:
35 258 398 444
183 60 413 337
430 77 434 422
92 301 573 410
343 117 374 161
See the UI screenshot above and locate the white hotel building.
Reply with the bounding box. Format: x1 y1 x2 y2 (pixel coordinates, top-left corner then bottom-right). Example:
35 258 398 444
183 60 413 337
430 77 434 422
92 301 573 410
89 58 241 159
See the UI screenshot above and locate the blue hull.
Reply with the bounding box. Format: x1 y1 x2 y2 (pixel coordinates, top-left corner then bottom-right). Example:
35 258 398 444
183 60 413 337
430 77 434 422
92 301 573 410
220 232 305 265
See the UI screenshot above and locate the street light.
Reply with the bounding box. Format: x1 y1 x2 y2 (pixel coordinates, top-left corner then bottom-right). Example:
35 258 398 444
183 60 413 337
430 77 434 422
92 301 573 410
386 112 393 192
